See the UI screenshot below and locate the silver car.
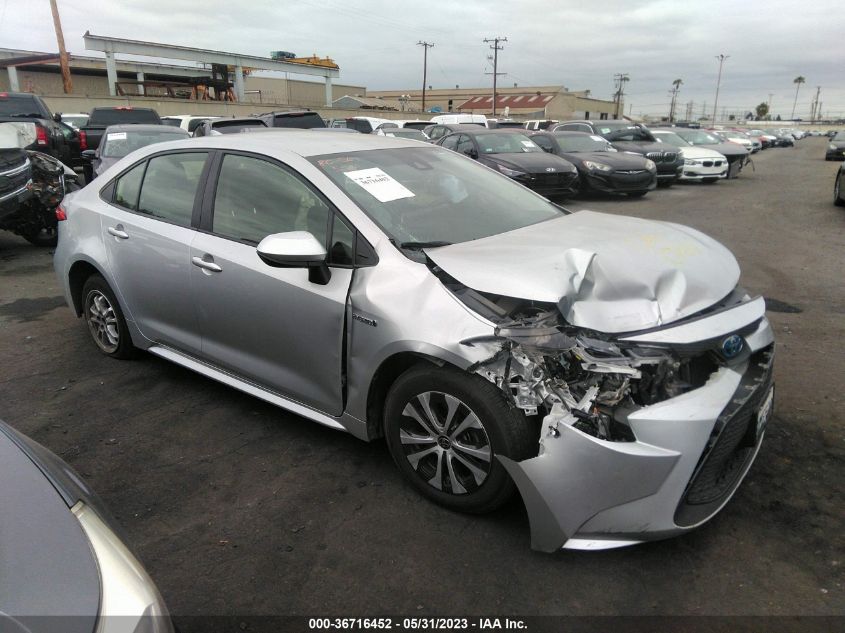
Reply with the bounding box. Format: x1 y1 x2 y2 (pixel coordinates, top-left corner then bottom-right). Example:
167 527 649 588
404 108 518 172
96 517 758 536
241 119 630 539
54 133 775 552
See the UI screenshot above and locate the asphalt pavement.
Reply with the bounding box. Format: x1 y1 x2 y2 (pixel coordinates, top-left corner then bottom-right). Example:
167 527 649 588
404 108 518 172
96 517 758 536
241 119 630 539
0 137 842 620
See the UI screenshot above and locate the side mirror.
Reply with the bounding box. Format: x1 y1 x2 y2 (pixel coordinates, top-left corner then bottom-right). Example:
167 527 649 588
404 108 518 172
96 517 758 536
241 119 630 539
541 146 552 153
256 231 331 284
81 149 97 161
463 148 478 159
53 113 62 122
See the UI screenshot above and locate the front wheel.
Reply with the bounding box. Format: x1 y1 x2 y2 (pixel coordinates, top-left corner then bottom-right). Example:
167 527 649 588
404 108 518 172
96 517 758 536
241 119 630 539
383 365 536 514
835 177 845 207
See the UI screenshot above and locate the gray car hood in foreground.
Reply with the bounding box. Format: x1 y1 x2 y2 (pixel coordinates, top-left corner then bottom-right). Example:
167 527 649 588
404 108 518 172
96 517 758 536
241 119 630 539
426 210 740 334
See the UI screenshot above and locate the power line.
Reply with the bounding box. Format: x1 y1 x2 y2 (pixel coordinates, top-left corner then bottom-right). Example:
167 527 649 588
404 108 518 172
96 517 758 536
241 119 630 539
483 36 507 116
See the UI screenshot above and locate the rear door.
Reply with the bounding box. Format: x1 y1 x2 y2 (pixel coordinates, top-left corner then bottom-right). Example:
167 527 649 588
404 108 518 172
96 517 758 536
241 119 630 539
190 152 354 415
98 151 210 354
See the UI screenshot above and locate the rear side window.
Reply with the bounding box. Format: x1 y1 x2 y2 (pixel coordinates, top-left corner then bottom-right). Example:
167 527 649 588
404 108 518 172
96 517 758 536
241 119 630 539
137 153 207 226
346 119 373 134
113 162 145 210
212 154 330 245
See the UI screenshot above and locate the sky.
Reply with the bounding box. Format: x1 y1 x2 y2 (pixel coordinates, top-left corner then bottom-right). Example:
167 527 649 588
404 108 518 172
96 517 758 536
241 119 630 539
3 0 844 119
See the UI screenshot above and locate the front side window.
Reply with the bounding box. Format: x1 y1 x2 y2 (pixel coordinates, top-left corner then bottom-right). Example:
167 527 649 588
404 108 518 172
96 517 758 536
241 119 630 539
113 162 145 210
310 147 563 248
531 135 554 151
212 154 330 245
137 152 207 226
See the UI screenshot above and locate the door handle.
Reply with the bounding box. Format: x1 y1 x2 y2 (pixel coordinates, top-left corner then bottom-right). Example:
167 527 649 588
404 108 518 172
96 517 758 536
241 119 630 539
107 225 129 239
191 256 222 273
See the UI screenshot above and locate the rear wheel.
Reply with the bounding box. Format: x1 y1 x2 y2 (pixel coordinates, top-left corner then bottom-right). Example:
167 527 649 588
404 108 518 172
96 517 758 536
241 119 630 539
82 274 137 359
383 365 535 514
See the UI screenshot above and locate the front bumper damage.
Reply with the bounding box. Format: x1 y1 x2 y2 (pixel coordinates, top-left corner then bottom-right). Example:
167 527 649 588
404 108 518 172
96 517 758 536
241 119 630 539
472 295 775 552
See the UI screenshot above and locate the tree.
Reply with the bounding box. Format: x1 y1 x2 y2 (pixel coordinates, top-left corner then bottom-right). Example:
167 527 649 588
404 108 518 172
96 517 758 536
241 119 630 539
791 76 805 120
755 102 770 119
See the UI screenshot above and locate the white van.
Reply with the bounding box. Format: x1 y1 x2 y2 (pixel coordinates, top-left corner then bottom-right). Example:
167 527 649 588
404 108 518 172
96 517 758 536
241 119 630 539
428 113 488 127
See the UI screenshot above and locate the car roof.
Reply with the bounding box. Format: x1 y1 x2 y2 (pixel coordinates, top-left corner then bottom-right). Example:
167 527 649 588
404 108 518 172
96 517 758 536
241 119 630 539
127 130 423 159
530 130 592 137
103 124 188 134
448 128 528 135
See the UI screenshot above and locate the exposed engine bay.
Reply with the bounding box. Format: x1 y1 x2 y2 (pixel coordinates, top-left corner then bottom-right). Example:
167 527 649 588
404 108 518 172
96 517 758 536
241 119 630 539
437 265 739 446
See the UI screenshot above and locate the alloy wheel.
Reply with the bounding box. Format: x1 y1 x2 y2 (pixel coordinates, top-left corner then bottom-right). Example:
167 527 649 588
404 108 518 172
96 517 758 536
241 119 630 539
398 391 492 495
85 290 120 353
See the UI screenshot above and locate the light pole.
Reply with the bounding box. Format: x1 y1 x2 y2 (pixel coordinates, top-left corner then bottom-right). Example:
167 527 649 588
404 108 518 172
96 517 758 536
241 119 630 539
712 54 729 126
791 76 805 121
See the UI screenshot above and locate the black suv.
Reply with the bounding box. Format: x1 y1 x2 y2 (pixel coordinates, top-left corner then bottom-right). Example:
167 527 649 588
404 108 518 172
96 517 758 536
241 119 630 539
258 110 326 129
553 120 683 186
0 92 73 163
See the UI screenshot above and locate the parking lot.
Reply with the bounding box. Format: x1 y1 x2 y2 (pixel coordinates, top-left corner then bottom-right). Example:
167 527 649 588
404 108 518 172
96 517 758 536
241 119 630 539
0 136 842 619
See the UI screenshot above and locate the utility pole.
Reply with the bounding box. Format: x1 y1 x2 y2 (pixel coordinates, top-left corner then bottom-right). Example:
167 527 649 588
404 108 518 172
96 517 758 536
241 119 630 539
612 73 629 118
685 100 693 121
483 36 507 116
712 54 729 126
416 41 434 113
810 86 821 122
669 78 683 122
49 0 73 94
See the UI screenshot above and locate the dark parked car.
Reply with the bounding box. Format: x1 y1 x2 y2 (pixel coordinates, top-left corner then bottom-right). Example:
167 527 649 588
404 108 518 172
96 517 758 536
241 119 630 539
671 128 750 177
553 120 683 186
82 124 190 179
79 106 162 152
0 420 173 633
0 91 73 163
193 117 268 136
528 130 657 197
436 128 579 198
424 123 485 142
825 131 845 160
258 109 326 129
834 163 845 206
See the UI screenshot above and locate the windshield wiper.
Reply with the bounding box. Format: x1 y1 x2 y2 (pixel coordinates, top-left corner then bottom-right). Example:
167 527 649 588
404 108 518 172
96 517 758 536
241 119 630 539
397 240 453 250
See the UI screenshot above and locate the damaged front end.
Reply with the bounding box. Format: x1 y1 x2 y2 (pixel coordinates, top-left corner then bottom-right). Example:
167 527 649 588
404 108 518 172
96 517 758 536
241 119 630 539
446 269 775 552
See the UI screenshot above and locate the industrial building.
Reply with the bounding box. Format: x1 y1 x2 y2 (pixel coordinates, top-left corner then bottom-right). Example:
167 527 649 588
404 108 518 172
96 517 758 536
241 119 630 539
367 85 619 120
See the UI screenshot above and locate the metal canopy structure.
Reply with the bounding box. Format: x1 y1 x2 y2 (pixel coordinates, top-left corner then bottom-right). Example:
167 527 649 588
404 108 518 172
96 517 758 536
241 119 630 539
83 32 340 105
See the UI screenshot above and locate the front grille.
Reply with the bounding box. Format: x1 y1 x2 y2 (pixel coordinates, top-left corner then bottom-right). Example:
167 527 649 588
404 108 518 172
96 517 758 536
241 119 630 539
0 159 31 197
702 161 714 167
518 172 578 190
616 169 646 174
674 346 774 527
645 151 678 163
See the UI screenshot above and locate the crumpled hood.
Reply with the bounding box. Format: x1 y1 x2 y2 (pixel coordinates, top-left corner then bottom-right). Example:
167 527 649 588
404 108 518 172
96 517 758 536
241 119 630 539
481 152 577 174
426 210 740 334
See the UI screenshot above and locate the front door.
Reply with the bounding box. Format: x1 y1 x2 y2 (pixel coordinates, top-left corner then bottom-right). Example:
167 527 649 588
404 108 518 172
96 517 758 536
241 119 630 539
190 152 352 415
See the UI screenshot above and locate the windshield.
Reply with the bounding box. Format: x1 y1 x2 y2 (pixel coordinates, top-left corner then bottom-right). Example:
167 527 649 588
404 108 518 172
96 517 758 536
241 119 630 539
675 129 722 145
310 147 563 247
385 129 427 140
101 129 189 157
62 115 89 128
834 132 845 141
212 120 267 134
475 133 542 154
553 134 613 152
653 131 690 146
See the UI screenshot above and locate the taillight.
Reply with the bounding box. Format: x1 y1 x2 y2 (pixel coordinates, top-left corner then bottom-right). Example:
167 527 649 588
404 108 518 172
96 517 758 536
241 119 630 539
56 204 67 221
36 125 48 146
79 130 88 150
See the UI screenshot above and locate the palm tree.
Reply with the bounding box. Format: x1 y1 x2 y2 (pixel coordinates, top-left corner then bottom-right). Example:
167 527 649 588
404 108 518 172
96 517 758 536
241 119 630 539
791 76 805 120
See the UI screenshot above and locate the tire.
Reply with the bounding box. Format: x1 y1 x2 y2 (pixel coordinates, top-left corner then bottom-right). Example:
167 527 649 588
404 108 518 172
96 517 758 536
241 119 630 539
21 225 58 247
383 364 535 514
627 190 648 198
835 177 845 207
657 180 674 188
81 274 137 359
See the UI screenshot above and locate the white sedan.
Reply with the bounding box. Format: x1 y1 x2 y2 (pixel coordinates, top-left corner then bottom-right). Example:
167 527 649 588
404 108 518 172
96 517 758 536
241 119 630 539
653 129 729 182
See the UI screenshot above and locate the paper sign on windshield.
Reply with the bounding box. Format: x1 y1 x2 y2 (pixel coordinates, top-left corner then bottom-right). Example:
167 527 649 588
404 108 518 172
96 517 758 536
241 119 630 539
107 132 127 141
344 168 415 202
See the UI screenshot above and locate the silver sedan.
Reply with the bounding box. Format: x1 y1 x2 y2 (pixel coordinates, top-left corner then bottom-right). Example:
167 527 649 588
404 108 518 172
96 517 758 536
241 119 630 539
54 132 775 551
